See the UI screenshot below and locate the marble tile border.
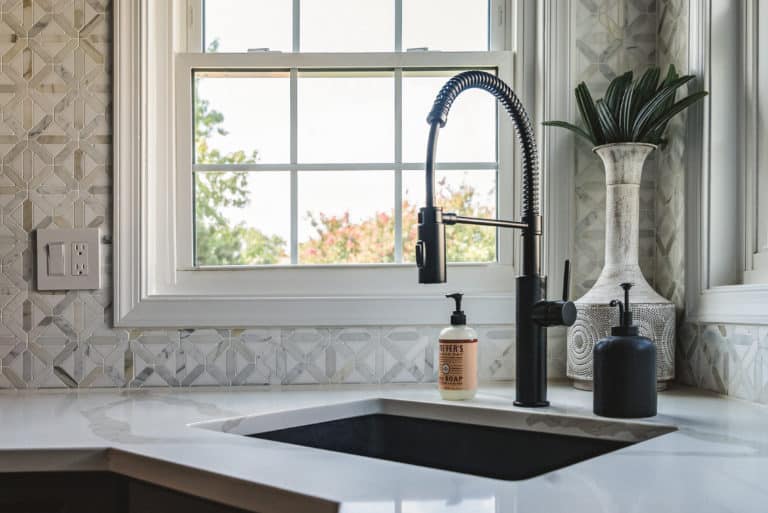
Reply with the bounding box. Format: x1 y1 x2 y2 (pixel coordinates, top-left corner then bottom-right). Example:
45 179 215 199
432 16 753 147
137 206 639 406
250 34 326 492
677 322 768 405
0 324 538 389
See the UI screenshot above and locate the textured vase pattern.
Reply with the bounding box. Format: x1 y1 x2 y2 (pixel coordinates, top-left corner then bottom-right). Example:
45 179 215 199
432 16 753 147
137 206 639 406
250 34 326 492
567 143 676 388
568 304 676 385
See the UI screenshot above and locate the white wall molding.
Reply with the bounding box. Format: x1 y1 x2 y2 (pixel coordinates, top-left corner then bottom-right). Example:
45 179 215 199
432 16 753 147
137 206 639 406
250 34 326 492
113 0 144 326
538 0 574 302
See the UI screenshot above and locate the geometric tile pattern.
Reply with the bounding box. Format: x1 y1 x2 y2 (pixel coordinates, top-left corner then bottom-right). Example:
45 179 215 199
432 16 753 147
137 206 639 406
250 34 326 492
0 0 661 389
664 2 768 406
677 323 768 405
655 0 688 310
0 0 526 390
570 0 659 298
0 0 113 390
4 324 533 388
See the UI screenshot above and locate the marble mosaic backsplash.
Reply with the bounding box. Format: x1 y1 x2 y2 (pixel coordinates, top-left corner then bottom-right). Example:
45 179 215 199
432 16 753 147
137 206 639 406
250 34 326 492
0 324 570 389
655 0 688 311
0 0 564 390
571 0 659 298
0 0 637 390
3 0 760 405
677 323 768 404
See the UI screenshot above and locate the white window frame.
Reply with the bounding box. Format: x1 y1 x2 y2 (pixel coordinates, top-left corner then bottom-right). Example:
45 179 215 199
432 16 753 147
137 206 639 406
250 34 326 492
685 0 768 324
113 0 550 327
175 52 511 270
743 0 768 284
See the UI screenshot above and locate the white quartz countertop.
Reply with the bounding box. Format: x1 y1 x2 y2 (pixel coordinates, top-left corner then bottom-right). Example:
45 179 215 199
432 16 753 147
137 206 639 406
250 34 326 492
1 382 766 513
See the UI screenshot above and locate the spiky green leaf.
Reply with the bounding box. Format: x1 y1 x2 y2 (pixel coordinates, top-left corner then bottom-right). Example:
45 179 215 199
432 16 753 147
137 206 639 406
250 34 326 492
605 71 633 113
542 120 595 144
595 99 620 143
636 91 709 140
543 64 707 148
658 64 679 92
631 75 695 139
618 85 635 139
657 65 681 119
574 82 604 144
634 67 661 112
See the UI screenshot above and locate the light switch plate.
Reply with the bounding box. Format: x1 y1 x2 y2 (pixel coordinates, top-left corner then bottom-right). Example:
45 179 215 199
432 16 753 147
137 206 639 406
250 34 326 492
36 228 101 290
47 242 66 276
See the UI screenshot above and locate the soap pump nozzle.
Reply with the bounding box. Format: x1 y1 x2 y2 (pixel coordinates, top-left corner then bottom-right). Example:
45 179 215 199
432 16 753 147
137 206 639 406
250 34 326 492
446 293 466 326
609 283 638 336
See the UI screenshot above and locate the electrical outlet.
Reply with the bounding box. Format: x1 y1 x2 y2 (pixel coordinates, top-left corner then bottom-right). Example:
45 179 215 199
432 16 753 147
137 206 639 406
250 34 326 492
36 229 100 290
71 242 88 276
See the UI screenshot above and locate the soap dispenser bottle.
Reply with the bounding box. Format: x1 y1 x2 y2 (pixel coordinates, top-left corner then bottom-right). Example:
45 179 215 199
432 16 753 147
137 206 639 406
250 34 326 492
593 283 657 418
439 293 478 400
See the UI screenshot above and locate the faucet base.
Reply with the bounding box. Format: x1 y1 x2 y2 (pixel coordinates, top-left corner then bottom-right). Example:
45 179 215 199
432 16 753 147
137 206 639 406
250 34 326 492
513 400 550 408
515 275 549 406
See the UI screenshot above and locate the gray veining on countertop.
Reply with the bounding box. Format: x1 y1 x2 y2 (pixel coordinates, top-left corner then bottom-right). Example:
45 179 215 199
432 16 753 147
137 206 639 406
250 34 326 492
1 382 768 513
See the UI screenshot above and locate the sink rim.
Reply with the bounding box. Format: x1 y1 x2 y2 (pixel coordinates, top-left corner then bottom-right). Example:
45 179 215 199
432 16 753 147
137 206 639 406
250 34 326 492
190 397 677 444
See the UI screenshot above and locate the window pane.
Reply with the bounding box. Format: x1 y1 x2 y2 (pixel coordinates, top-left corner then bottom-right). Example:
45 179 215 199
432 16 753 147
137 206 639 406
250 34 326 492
298 171 395 264
195 171 290 265
204 0 292 52
402 170 496 263
298 72 394 163
195 71 290 164
301 0 393 52
403 71 496 163
403 0 489 51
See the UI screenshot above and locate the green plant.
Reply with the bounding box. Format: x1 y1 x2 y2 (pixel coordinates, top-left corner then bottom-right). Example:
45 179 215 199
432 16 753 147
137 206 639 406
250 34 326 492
543 65 708 146
194 40 288 265
298 179 496 264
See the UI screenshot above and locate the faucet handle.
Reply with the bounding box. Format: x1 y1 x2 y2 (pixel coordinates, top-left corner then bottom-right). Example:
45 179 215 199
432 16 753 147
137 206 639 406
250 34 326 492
531 259 577 327
532 298 577 327
562 259 571 301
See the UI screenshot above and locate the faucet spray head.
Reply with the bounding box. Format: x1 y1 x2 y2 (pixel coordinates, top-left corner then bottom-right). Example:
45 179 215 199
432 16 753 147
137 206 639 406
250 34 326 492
416 206 447 283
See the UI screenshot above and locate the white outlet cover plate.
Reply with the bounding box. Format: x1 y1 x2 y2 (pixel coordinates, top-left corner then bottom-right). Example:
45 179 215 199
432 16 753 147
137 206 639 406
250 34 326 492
36 228 101 290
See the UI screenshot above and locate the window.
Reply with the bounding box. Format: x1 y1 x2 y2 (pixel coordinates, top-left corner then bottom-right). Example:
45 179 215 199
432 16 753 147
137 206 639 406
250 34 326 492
684 0 768 324
179 1 501 267
744 0 768 284
114 0 537 327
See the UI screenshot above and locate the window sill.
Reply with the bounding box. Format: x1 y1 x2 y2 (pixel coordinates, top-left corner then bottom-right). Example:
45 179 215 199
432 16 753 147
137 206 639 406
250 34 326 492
178 262 499 271
687 284 768 325
115 263 518 327
114 293 516 328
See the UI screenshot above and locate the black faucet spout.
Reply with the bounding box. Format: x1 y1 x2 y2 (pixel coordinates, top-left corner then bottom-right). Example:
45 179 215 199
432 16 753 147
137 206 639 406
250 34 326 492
416 71 575 407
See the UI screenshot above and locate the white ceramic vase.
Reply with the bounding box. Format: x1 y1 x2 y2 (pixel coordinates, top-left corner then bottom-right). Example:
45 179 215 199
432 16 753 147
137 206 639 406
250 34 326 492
567 143 676 390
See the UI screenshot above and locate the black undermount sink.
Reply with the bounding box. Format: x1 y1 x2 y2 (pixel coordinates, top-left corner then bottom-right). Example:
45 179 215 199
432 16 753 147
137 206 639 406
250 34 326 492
193 399 675 482
251 413 630 481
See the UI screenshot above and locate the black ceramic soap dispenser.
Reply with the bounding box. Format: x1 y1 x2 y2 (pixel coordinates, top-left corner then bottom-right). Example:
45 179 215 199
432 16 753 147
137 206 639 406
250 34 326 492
593 283 657 418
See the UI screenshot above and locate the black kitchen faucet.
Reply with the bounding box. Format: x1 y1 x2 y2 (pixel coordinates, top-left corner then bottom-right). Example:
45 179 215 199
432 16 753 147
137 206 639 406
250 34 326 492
415 71 576 407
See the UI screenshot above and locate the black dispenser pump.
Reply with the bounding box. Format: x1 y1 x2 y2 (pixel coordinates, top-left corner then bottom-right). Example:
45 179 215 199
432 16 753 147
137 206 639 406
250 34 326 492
593 282 657 418
610 283 638 336
446 293 466 325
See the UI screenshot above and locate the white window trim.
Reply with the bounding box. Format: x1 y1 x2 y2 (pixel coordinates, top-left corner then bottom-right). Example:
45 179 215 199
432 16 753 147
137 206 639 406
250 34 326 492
743 0 768 285
113 0 563 327
685 0 768 325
